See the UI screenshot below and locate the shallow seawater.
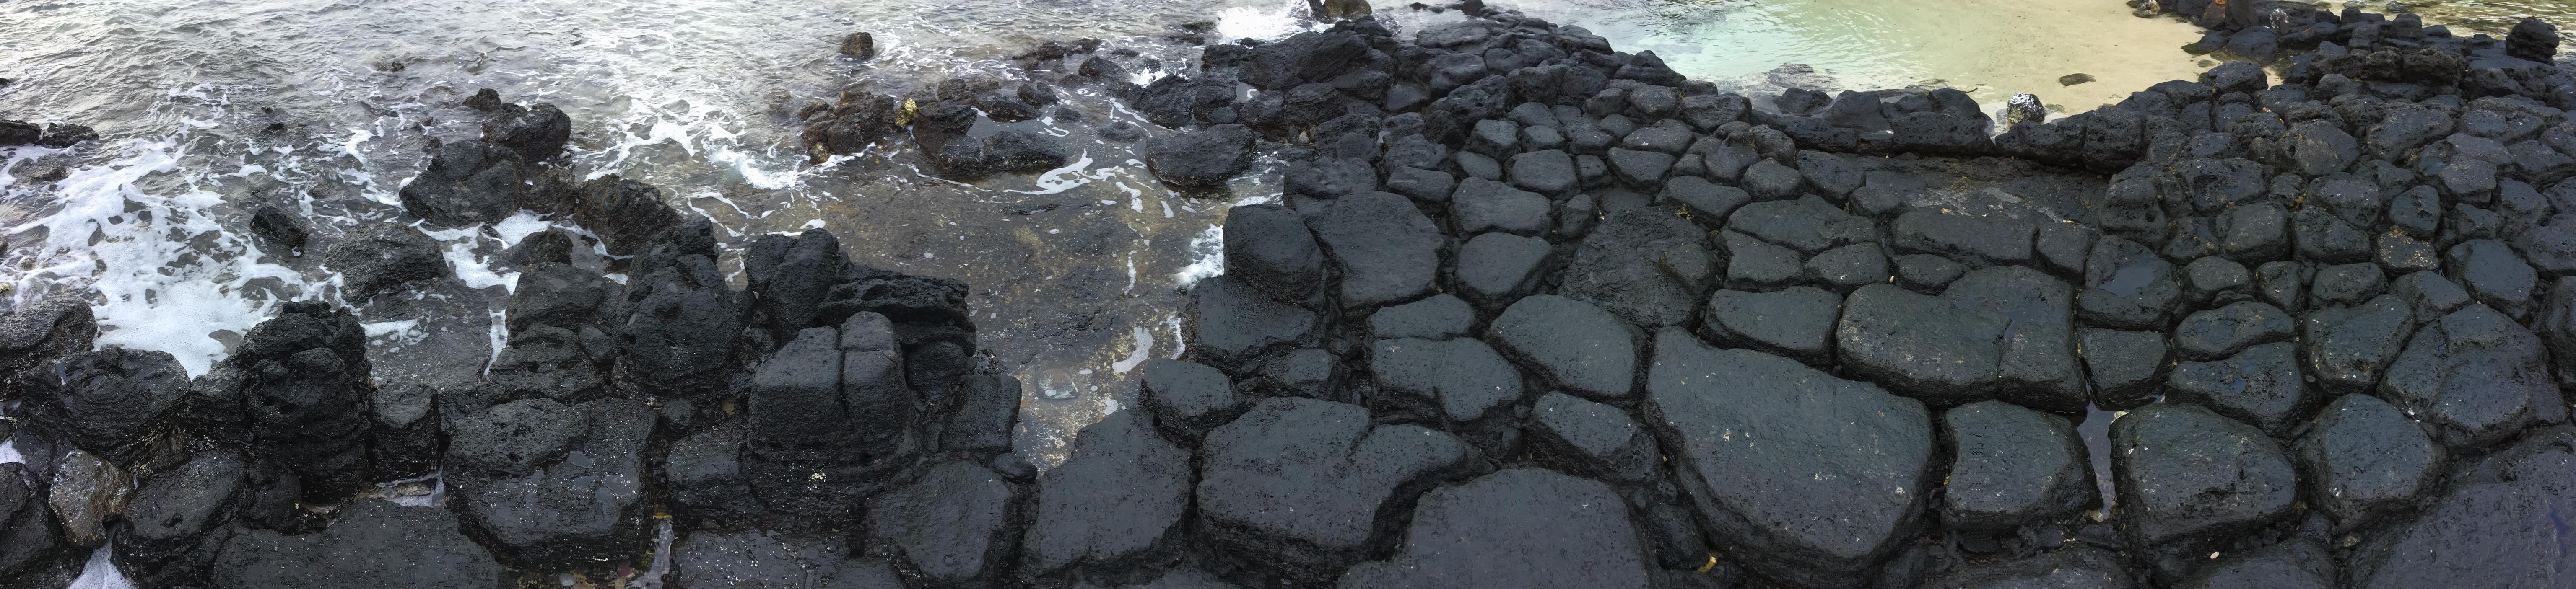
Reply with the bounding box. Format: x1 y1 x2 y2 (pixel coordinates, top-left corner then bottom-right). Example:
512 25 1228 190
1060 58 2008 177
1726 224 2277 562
1484 0 2215 114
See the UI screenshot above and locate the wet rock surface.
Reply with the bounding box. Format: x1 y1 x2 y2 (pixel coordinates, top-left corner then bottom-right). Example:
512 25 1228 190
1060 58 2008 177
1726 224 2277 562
10 5 2576 588
1646 330 1932 588
1337 468 1648 589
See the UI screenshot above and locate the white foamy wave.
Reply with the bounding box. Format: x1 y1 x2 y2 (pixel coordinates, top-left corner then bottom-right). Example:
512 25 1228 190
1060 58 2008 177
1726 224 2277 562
1170 222 1227 289
9 138 316 376
1214 0 1324 42
63 540 135 589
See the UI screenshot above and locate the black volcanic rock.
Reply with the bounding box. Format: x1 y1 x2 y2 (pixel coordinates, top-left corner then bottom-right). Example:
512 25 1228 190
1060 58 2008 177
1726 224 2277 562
2293 393 2442 529
2380 303 2563 450
1486 295 1639 402
1020 410 1190 582
1644 328 1932 589
17 348 188 465
1305 191 1444 310
445 398 655 569
1940 400 2096 530
1560 208 1711 328
1148 124 1257 188
1337 468 1651 589
192 302 375 498
865 462 1020 586
2345 426 2576 589
1196 397 1477 584
324 222 449 298
2110 403 2298 550
0 298 96 401
210 501 504 589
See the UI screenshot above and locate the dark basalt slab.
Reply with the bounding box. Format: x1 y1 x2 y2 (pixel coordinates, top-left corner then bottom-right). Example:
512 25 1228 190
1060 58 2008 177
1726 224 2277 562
1644 328 1933 589
1337 468 1651 589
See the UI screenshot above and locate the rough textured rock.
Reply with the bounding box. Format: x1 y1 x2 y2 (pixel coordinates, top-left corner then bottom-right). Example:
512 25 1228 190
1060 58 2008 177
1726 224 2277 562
1188 274 1318 368
865 462 1019 586
1485 294 1639 401
2078 236 2184 329
1148 124 1257 187
1560 208 1712 327
1837 266 2080 411
740 318 921 523
1306 191 1444 309
2345 426 2576 589
2171 301 2296 361
45 450 129 548
1450 177 1553 236
1526 392 1659 484
324 222 449 298
0 462 68 584
210 501 504 589
445 398 654 569
1222 203 1323 303
2174 539 2334 589
2110 404 2299 549
1369 337 1524 444
2165 342 2314 436
1891 210 2035 267
395 139 532 227
1365 294 1473 341
1923 548 2132 589
2301 294 2416 394
1454 232 1551 307
664 421 757 528
2080 328 2170 408
114 448 259 588
570 176 684 256
1139 359 1241 441
1336 468 1650 589
1021 409 1190 581
2379 303 2565 450
1644 329 1933 589
485 102 573 160
194 301 375 498
2293 393 2442 528
1940 400 2096 530
1196 397 1476 584
1701 287 1840 364
0 298 97 400
667 530 904 589
18 348 188 465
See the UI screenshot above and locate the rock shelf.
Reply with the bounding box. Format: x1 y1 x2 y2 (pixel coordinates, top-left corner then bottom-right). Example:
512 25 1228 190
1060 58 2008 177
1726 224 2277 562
3 1 2575 588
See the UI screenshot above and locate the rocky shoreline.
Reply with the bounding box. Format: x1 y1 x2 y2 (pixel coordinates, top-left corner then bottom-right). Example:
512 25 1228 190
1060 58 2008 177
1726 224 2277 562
4 1 2576 588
